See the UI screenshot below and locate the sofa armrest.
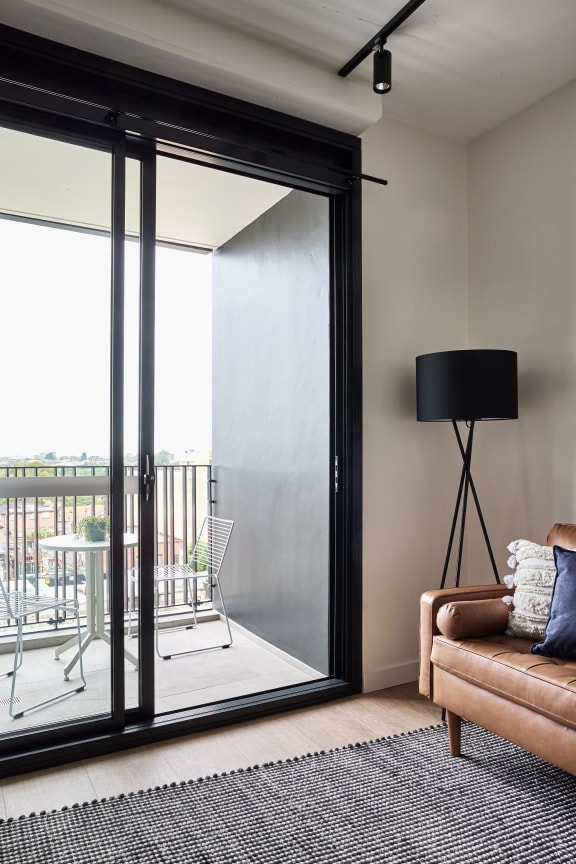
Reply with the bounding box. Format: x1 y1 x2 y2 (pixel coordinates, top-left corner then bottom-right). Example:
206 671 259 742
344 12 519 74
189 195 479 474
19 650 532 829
436 597 510 640
419 584 511 699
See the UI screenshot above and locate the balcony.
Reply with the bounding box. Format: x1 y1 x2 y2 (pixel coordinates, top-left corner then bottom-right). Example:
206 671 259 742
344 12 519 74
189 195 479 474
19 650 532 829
0 463 322 732
0 463 211 621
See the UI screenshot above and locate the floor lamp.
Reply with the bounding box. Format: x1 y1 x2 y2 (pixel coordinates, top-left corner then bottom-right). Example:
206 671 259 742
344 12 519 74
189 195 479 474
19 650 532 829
416 349 518 589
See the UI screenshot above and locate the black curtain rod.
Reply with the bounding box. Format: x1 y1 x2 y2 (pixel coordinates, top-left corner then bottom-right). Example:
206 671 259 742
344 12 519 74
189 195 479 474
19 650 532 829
338 0 427 78
351 173 388 187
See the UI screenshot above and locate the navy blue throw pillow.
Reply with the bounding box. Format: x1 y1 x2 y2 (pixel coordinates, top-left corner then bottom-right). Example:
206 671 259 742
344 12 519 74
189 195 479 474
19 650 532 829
531 546 576 659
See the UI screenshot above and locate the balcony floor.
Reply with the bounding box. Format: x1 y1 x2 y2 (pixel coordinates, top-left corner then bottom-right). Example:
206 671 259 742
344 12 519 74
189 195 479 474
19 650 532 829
0 619 321 736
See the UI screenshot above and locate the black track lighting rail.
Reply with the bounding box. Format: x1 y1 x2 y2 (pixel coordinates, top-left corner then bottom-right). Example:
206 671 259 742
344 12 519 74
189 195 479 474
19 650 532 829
338 0 427 78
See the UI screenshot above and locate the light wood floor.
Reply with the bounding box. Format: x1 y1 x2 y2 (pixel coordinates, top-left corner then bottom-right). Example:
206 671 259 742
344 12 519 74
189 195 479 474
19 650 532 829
0 682 441 820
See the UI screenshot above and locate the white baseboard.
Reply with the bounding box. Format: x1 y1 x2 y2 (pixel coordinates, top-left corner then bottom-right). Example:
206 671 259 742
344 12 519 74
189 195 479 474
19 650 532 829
363 660 420 693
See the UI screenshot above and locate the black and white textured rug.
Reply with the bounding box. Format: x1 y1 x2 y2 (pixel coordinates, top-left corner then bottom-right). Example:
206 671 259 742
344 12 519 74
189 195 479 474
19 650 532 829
2 722 576 864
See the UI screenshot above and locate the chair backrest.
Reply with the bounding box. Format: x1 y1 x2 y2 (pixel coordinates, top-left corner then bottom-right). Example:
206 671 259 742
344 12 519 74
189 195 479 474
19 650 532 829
0 578 14 619
191 516 234 577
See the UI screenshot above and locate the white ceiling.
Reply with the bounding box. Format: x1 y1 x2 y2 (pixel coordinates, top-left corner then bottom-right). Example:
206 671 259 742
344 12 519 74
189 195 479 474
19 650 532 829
167 0 576 140
3 0 576 141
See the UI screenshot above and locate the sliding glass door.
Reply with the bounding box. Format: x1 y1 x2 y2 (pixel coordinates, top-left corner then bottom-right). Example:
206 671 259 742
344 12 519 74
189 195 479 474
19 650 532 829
149 154 331 713
0 123 125 740
0 73 359 767
0 121 334 748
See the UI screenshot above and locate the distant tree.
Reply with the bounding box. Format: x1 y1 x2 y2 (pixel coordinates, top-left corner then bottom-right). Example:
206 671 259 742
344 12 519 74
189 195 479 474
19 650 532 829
44 451 56 460
187 538 209 569
76 495 94 506
80 452 87 461
155 450 174 465
28 529 52 540
20 462 56 477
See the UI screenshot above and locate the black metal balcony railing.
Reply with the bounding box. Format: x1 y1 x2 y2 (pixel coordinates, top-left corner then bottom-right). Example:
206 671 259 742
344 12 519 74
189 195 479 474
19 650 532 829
0 463 212 635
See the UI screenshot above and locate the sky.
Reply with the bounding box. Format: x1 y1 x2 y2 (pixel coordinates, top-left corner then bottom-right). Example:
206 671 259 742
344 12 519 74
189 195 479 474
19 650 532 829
0 218 212 460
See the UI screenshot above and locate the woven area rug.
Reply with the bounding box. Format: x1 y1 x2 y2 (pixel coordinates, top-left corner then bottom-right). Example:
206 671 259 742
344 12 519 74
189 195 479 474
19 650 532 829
3 722 576 864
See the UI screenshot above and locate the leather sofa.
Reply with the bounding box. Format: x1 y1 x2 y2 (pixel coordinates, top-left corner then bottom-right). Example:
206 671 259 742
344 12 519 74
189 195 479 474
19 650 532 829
419 523 576 775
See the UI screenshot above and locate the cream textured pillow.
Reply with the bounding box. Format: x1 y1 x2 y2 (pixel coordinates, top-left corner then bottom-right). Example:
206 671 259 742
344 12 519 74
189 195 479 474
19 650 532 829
504 539 557 640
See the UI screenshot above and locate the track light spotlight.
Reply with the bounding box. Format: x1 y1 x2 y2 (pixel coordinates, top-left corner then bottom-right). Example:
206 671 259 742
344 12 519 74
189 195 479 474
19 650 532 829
339 0 426 94
373 42 392 94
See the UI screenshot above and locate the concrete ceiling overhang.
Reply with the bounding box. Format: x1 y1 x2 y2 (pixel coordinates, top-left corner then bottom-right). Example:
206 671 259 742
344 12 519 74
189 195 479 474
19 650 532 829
0 0 382 136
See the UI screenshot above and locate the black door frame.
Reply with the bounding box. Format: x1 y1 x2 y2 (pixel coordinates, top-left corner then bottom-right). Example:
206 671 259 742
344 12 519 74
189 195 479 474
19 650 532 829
0 23 363 778
131 141 157 723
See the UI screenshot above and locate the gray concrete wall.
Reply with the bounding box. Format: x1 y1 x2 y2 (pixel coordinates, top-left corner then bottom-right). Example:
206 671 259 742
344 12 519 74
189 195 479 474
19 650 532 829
211 189 330 674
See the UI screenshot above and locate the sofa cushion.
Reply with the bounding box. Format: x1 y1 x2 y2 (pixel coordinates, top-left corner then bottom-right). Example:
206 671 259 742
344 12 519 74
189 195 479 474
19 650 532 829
505 539 556 640
532 546 576 660
431 633 576 732
436 598 510 640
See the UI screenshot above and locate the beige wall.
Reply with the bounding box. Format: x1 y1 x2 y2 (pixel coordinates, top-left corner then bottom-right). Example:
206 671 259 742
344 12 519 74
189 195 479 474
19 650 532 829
467 79 576 580
361 78 576 692
361 117 468 691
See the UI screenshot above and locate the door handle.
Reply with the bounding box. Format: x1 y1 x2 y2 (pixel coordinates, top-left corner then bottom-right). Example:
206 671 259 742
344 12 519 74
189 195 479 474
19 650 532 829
143 454 155 502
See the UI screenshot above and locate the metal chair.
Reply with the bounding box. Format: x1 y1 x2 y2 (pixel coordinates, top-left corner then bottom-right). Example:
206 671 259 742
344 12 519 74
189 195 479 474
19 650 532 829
0 579 86 719
154 515 234 659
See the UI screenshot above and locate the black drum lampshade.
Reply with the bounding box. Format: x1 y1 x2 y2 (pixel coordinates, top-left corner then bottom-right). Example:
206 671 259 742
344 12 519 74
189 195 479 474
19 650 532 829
416 349 518 422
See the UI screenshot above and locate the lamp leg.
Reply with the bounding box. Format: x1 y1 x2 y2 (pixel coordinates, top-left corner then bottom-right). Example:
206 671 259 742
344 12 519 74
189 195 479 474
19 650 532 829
452 423 501 584
440 463 466 589
454 420 474 588
440 422 474 589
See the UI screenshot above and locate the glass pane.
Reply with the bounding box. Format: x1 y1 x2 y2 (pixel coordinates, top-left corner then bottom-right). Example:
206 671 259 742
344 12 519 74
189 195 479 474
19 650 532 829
0 126 116 735
152 156 329 713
